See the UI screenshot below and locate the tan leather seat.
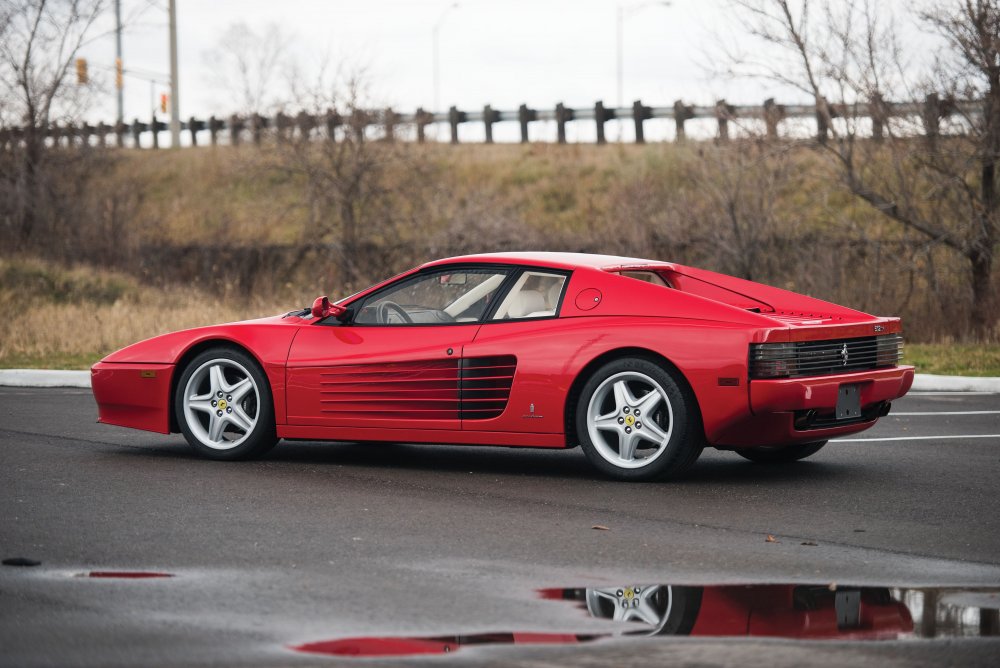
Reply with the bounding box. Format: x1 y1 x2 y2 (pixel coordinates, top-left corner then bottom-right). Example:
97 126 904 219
546 282 562 309
507 290 547 318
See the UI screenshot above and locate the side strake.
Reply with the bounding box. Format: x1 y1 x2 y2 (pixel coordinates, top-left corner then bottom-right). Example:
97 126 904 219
298 355 517 422
459 356 517 420
316 359 462 421
284 323 481 430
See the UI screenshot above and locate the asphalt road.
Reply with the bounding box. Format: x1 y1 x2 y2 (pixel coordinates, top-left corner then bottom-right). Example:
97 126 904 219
2 387 999 667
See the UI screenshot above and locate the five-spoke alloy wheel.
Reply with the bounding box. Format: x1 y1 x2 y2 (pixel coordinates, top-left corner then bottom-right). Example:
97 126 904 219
584 584 703 635
174 347 278 460
576 357 702 481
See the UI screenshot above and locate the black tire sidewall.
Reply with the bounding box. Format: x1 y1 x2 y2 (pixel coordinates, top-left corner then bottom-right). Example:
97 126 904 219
656 586 703 635
173 347 278 460
575 357 698 481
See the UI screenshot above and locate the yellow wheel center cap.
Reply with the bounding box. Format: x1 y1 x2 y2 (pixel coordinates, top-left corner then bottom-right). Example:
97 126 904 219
625 414 635 427
624 588 635 600
218 400 227 410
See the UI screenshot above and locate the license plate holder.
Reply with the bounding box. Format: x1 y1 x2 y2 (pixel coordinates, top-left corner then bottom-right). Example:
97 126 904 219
835 589 862 629
836 384 861 420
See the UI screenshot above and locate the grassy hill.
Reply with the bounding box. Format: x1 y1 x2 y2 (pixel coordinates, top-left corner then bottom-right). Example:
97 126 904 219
0 140 996 369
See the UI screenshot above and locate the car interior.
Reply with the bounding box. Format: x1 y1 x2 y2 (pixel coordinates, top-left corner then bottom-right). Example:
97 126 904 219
491 271 566 319
354 269 567 324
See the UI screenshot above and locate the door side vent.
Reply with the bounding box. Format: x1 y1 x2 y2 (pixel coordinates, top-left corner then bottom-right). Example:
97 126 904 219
460 356 517 420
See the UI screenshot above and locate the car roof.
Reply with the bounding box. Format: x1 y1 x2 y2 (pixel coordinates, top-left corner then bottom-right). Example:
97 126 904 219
422 252 676 272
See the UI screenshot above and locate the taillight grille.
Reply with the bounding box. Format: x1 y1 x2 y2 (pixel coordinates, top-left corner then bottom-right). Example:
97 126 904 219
750 334 903 379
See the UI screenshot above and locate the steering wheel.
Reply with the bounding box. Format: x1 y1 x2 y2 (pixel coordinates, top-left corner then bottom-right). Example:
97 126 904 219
376 301 413 324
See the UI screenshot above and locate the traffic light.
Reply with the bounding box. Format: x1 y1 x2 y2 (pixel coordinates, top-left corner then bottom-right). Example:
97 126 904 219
115 58 123 90
160 93 168 114
75 58 88 85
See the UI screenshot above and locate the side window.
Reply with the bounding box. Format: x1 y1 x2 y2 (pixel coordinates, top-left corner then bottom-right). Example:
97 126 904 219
491 271 567 320
354 269 509 325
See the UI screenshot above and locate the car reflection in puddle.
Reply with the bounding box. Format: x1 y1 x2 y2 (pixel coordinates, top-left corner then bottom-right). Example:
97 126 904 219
292 583 1000 658
80 571 174 579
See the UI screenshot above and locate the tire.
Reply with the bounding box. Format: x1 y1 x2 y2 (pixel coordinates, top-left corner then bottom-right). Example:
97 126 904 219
575 357 703 481
173 347 279 460
735 440 828 464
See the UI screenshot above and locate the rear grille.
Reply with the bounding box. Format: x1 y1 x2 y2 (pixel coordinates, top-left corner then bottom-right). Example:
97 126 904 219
750 334 903 379
460 355 516 420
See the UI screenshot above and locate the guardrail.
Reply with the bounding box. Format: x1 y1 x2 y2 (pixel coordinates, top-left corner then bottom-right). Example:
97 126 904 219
0 94 978 148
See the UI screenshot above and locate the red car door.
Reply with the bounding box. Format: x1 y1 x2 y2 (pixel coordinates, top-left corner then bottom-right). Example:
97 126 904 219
285 324 480 431
284 266 513 432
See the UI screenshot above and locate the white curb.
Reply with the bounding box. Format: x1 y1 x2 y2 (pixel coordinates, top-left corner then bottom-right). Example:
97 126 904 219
911 373 1000 393
0 369 998 393
0 369 91 388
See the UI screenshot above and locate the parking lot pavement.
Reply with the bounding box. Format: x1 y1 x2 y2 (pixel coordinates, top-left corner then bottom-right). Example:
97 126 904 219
1 388 999 667
832 391 1000 441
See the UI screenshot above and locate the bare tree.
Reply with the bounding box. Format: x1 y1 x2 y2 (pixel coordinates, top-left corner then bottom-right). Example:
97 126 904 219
0 0 107 244
688 140 798 282
203 21 291 115
923 1 1000 335
270 72 431 289
727 0 999 337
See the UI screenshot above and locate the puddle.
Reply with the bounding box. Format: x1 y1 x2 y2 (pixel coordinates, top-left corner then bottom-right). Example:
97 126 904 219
78 571 174 579
293 633 603 657
292 583 1000 658
539 584 1000 640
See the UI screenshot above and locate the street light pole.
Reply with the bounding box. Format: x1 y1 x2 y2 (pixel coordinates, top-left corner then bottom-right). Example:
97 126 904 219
115 0 123 124
432 2 459 115
616 4 624 112
615 2 670 124
168 0 180 148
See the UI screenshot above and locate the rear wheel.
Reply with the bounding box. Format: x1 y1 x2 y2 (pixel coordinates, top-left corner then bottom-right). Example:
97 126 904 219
585 585 702 635
174 347 278 460
736 440 828 464
576 357 702 481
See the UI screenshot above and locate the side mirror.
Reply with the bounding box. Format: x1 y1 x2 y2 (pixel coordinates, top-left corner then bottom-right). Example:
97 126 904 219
311 295 347 319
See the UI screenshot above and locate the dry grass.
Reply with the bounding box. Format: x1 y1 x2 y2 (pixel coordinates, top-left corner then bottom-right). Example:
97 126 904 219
0 257 295 368
84 142 851 244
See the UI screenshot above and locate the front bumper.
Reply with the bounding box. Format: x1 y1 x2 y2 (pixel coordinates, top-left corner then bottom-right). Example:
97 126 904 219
712 366 914 448
92 362 175 434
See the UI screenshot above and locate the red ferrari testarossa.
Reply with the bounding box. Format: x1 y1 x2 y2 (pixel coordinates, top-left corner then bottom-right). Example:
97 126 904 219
92 252 913 480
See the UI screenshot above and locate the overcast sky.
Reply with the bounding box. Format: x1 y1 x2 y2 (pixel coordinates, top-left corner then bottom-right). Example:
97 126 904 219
75 0 937 142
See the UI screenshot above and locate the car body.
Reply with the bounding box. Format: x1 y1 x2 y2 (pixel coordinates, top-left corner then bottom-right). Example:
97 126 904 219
91 252 913 480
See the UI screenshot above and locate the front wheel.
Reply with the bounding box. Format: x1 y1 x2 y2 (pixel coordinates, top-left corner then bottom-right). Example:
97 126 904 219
735 440 828 464
174 347 278 460
575 357 702 481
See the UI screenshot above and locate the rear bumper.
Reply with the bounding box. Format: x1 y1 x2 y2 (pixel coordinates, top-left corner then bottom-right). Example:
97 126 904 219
712 366 914 448
750 366 914 415
91 362 175 434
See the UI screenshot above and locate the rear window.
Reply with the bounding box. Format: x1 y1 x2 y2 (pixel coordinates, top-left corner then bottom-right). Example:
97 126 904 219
617 270 671 287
